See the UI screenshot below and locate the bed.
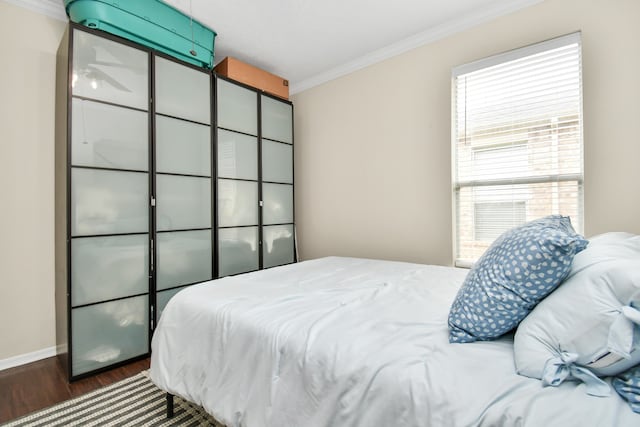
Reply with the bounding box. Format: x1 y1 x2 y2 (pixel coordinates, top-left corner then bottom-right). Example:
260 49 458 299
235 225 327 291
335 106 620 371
150 255 640 426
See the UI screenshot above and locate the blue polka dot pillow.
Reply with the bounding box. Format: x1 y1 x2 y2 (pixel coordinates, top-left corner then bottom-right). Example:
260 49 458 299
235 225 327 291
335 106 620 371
448 215 588 343
614 365 640 414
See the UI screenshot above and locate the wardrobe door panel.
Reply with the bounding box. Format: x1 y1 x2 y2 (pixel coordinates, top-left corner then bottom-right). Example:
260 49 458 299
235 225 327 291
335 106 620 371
71 98 148 171
156 116 211 176
262 140 293 184
72 29 148 110
261 95 292 143
156 230 212 290
214 76 295 276
157 287 184 320
262 183 293 225
155 56 211 124
71 295 149 376
219 227 259 277
152 56 212 331
263 225 294 268
217 79 257 135
156 175 211 231
71 235 148 307
71 168 148 236
218 179 259 227
217 129 258 180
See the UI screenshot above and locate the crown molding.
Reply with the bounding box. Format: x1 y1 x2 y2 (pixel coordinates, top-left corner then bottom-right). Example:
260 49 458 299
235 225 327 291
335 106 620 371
290 0 544 95
2 0 68 21
4 0 544 95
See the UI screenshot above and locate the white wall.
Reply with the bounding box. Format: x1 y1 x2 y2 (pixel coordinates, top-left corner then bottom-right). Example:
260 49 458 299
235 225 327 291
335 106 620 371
0 2 66 360
292 0 640 265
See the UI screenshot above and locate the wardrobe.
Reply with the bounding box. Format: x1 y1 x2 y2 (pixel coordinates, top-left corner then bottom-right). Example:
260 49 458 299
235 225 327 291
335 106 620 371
55 23 295 380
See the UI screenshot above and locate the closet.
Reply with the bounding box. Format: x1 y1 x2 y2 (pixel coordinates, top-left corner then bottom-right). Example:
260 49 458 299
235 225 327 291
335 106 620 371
215 77 295 276
153 56 213 321
56 25 152 380
259 93 295 268
56 23 294 380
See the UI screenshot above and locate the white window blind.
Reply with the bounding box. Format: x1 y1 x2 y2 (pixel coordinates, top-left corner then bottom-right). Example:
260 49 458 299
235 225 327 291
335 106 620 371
452 33 583 267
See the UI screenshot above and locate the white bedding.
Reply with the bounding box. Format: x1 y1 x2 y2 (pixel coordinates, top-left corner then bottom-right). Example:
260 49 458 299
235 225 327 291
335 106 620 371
150 257 639 426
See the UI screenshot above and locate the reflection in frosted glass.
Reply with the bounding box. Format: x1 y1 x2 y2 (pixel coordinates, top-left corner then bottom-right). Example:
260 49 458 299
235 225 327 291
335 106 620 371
261 95 292 144
263 224 294 268
72 235 148 307
218 227 259 276
72 98 148 171
263 183 293 225
262 140 293 183
217 129 258 180
156 115 211 176
156 175 211 231
72 29 148 110
157 230 212 290
218 179 258 227
157 287 185 321
71 295 148 376
216 78 257 135
71 168 148 236
155 56 210 124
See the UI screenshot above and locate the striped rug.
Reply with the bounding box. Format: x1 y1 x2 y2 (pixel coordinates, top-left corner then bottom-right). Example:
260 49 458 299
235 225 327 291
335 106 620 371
2 372 224 427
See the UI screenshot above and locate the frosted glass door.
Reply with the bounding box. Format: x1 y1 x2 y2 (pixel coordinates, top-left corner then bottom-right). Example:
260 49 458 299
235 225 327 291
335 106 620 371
217 78 257 135
215 77 295 274
65 27 152 380
157 287 184 320
219 227 259 276
71 99 148 171
217 130 258 180
261 95 292 143
156 175 211 231
71 295 148 376
263 183 293 224
71 235 148 306
71 168 148 236
263 225 294 268
157 230 212 290
155 57 210 124
260 94 294 267
156 116 211 176
262 140 293 183
72 29 148 110
153 56 212 329
218 179 259 227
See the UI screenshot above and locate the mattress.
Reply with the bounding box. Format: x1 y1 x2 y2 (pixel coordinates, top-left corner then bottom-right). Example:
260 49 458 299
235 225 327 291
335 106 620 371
150 257 639 426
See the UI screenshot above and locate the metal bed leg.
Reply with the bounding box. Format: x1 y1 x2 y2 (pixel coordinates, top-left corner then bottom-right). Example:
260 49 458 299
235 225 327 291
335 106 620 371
166 392 174 418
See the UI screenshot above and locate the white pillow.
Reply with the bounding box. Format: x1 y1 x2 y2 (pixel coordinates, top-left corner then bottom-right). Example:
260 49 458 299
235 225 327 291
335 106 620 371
569 232 640 274
514 232 640 396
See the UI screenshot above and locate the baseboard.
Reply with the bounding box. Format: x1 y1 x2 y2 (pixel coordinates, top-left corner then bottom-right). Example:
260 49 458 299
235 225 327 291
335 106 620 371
0 346 57 372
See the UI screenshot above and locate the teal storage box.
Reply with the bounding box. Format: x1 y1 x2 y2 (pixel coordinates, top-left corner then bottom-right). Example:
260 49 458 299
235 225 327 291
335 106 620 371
65 0 216 69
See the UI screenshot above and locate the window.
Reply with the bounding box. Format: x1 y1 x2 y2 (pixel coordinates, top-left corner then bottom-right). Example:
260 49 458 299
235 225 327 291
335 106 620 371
474 201 526 241
452 33 583 266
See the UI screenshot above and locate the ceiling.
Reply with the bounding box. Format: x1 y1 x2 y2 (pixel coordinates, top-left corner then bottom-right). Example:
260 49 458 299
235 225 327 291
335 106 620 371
12 0 542 94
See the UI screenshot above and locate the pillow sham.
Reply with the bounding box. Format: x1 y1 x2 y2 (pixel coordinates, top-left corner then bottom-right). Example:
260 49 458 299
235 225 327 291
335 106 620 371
448 215 588 343
514 253 640 396
569 232 640 275
613 364 640 414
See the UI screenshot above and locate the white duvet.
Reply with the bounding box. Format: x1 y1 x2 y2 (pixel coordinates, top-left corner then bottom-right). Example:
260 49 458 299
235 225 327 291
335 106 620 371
150 257 639 426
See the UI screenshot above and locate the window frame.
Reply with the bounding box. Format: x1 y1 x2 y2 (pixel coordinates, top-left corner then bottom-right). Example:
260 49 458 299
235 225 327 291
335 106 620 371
451 32 584 268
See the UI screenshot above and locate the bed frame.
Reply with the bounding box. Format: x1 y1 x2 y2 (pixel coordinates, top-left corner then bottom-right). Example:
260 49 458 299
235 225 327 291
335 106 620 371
166 393 174 418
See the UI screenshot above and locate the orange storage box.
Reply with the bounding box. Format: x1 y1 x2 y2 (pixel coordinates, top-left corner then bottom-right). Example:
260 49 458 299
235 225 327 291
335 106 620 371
214 57 289 99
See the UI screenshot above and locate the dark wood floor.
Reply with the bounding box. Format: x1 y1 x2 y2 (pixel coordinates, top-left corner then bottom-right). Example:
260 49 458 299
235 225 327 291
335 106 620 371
0 356 150 423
